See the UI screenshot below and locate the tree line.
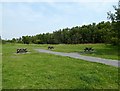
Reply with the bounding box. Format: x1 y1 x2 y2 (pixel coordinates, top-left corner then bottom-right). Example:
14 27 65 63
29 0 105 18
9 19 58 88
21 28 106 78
3 21 117 45
2 0 120 45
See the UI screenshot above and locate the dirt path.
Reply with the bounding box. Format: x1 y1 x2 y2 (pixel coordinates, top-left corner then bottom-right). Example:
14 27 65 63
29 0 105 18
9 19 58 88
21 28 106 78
35 49 119 67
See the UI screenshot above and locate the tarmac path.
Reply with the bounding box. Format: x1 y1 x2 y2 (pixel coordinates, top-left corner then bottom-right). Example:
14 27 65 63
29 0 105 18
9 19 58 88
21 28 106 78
35 49 119 67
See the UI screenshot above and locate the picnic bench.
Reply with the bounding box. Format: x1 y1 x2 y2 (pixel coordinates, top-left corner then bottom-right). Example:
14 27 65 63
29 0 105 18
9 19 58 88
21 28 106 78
84 47 94 52
48 46 54 49
17 48 27 53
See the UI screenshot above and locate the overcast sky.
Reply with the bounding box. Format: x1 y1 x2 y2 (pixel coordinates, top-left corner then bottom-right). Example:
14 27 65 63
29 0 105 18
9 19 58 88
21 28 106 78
0 0 118 39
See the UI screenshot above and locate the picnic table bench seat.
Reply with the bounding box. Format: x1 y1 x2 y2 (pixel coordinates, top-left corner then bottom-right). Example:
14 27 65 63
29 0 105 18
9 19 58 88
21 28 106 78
84 47 94 52
17 48 27 53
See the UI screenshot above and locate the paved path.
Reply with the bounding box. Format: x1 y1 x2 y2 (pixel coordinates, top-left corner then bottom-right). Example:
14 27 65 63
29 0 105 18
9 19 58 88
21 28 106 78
35 49 119 67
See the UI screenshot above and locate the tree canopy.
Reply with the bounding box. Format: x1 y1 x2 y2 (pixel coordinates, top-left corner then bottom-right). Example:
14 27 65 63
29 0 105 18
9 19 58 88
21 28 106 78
4 21 113 44
107 0 120 45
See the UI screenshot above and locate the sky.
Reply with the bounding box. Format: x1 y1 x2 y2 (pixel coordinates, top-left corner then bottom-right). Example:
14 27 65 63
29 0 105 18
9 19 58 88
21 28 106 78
0 0 118 39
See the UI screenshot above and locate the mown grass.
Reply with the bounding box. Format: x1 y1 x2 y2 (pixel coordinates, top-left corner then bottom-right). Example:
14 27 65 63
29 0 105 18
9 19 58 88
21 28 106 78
2 44 119 89
41 43 118 60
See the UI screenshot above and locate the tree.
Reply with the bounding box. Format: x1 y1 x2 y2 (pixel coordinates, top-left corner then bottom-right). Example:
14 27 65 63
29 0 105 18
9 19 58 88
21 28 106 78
11 38 16 43
22 36 30 44
107 0 120 45
0 36 1 44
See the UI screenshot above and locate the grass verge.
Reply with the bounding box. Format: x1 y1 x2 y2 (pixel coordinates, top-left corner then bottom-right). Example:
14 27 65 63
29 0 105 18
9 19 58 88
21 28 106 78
2 44 119 89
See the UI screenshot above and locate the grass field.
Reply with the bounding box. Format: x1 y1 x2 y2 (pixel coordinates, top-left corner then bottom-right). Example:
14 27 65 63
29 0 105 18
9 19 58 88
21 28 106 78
43 44 119 60
2 43 119 89
24 43 118 60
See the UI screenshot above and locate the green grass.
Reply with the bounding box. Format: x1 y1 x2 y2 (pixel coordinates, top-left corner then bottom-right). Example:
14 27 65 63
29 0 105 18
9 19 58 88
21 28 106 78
2 44 119 89
40 43 118 60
